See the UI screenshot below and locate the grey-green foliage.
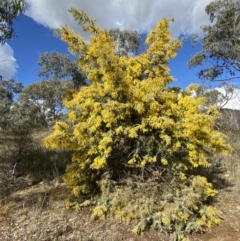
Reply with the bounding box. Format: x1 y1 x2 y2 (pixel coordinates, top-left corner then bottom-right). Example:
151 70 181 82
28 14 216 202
0 0 25 44
18 79 71 127
0 78 71 185
38 51 86 89
108 28 141 56
0 78 33 183
188 0 240 82
194 83 237 110
0 78 23 128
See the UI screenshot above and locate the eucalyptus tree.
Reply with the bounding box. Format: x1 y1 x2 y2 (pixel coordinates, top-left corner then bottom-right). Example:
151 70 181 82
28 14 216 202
0 78 23 128
0 0 25 44
38 51 86 89
188 0 240 83
18 79 71 127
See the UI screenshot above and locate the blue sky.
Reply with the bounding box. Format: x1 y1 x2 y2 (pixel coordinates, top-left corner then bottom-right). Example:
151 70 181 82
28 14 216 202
5 14 70 86
0 0 213 89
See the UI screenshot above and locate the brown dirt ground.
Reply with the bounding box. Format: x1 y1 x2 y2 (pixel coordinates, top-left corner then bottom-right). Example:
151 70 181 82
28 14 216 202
0 175 239 241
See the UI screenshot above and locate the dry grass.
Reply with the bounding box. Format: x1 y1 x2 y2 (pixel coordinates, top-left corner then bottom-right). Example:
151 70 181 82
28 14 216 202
0 179 170 241
0 130 240 241
0 176 239 241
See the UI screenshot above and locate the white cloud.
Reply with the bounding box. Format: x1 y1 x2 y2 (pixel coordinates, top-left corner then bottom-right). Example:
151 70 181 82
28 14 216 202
24 0 212 37
0 44 18 79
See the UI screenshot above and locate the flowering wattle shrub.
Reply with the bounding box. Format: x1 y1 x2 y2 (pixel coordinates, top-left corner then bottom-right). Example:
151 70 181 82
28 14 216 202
44 9 231 240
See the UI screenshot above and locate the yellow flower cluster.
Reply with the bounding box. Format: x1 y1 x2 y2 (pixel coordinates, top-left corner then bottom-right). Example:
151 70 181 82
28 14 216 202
44 9 231 200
